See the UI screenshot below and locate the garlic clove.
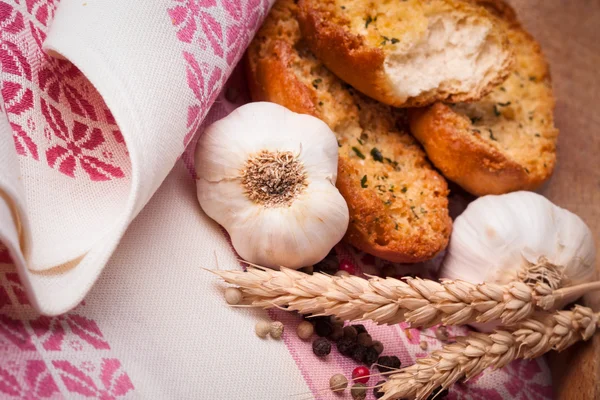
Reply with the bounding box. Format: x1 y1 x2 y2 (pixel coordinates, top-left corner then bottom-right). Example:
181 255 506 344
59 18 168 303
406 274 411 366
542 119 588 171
230 183 349 269
195 102 350 270
196 102 301 181
197 178 258 228
440 191 596 290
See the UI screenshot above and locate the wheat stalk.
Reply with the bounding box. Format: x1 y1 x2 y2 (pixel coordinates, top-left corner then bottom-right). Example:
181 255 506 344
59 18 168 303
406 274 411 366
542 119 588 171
212 266 594 328
379 305 599 399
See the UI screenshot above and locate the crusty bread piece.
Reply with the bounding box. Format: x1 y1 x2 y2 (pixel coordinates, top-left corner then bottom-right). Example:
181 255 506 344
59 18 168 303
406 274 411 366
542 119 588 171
295 0 513 108
246 0 452 263
408 0 557 196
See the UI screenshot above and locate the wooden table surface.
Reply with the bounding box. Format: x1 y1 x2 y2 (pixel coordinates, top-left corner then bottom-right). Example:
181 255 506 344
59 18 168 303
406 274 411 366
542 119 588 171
506 1 600 398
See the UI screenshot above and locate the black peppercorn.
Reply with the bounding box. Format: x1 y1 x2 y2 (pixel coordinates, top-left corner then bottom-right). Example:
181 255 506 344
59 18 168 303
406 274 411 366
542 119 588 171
312 337 331 357
352 324 367 335
372 340 384 355
315 319 333 337
427 387 449 399
363 346 379 366
357 332 373 347
337 337 357 356
376 356 401 373
328 324 344 341
351 344 367 363
343 326 358 340
373 381 386 399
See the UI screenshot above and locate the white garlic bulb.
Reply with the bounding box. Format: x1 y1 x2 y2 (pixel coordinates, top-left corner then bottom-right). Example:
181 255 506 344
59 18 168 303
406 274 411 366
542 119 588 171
440 191 596 287
195 102 349 269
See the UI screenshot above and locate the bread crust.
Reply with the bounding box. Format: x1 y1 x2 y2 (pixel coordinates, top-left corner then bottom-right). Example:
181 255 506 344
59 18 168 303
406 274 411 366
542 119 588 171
246 0 451 262
297 0 513 108
408 0 557 196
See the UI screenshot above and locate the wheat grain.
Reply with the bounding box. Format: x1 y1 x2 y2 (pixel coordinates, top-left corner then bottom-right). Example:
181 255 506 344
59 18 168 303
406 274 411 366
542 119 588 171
212 266 585 328
379 305 599 399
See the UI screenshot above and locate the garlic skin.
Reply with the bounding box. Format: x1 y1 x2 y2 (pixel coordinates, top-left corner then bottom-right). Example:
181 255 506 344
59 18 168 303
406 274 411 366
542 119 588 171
440 191 596 287
195 102 349 269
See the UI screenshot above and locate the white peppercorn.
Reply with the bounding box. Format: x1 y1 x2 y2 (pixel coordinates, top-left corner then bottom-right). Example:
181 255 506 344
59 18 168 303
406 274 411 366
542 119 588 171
297 320 314 340
335 270 350 278
270 321 284 339
224 287 242 305
255 320 271 338
329 374 348 392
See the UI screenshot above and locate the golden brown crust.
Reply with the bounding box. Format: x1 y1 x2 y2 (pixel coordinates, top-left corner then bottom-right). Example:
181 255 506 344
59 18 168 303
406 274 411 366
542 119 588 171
246 0 451 262
408 0 557 196
409 104 531 195
297 0 513 108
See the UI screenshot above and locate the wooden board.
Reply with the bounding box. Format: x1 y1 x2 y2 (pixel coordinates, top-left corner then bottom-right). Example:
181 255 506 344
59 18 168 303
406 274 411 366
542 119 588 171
506 0 600 398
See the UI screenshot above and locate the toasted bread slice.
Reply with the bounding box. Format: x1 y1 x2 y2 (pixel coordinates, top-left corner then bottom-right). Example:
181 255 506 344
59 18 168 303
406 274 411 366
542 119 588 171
408 0 557 196
295 0 513 108
246 0 452 263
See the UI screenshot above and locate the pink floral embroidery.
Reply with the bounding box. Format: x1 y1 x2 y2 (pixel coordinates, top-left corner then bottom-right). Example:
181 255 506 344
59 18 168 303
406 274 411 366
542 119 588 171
1 267 134 398
0 315 36 351
1 0 129 181
11 122 39 160
0 360 60 398
6 273 29 305
0 245 10 264
183 52 222 146
503 359 553 399
25 0 56 27
53 359 133 399
41 99 124 180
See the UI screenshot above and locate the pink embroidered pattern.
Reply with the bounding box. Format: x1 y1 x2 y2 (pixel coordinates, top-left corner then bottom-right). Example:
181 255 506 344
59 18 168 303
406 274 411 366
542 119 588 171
0 0 129 181
168 0 271 149
0 261 135 399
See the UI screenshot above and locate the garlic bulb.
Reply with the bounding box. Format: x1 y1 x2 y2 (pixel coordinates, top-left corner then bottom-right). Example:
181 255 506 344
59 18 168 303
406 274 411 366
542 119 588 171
440 191 596 287
195 102 349 269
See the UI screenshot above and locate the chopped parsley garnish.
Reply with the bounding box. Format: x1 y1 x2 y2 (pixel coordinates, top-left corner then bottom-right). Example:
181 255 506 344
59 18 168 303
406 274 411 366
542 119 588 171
337 140 342 148
535 133 541 137
389 185 395 192
391 38 399 44
489 129 497 141
357 138 364 145
318 101 323 106
472 129 481 134
420 207 427 214
384 200 392 206
401 186 408 193
500 87 506 92
529 76 537 81
312 78 322 89
365 16 373 28
525 168 530 173
360 175 368 188
370 147 383 162
410 206 419 219
352 147 365 159
470 116 482 124
395 223 399 230
497 101 511 107
341 5 346 9
493 105 501 116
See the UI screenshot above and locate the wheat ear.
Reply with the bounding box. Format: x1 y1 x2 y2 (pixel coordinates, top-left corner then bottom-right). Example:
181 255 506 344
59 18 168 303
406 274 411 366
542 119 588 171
379 305 599 399
211 267 595 327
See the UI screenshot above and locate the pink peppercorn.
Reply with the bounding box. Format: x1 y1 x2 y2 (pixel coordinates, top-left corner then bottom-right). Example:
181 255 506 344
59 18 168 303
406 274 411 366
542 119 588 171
352 366 370 384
